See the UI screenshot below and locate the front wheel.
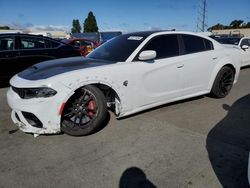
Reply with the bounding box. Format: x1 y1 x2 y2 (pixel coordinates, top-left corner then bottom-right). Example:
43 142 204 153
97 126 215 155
61 85 108 136
210 66 235 98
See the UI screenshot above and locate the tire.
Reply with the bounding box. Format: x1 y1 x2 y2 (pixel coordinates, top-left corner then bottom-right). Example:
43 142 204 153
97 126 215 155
61 85 108 136
210 66 235 98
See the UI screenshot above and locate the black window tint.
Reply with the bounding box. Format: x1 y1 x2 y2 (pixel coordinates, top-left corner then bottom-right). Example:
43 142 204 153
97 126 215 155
80 40 93 46
204 39 214 50
241 39 250 47
45 40 60 48
21 37 45 49
143 35 179 59
88 34 146 62
70 41 80 47
182 35 206 54
0 37 14 51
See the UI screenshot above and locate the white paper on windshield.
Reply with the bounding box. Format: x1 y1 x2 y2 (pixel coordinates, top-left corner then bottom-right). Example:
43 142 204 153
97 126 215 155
128 36 143 40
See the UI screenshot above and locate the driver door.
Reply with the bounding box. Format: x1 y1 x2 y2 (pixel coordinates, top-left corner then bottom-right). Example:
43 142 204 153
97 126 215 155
131 34 184 108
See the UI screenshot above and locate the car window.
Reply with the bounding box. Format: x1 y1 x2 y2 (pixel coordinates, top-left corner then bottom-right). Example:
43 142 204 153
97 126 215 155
0 37 14 51
20 37 45 49
142 34 179 59
80 40 93 46
72 41 81 47
241 39 250 47
204 39 214 50
182 34 212 54
88 33 147 62
45 39 60 49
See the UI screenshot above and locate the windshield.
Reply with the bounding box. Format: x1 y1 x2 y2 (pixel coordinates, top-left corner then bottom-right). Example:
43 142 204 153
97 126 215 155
87 33 147 62
215 37 241 45
61 39 68 43
100 32 122 43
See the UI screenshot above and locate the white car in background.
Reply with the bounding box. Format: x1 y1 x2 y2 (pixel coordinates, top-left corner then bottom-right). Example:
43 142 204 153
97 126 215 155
7 31 241 136
215 36 250 67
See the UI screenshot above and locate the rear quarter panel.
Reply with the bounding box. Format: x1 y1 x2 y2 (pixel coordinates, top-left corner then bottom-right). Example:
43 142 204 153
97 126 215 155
207 46 241 90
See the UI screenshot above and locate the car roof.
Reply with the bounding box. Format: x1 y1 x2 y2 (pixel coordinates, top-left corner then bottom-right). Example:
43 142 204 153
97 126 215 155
0 33 60 42
124 30 214 39
124 31 162 37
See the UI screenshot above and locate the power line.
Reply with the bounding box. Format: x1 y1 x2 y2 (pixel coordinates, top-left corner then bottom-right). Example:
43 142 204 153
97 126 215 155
196 0 208 32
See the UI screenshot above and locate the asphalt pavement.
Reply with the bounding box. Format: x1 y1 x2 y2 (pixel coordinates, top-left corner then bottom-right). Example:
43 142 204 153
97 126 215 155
0 68 250 188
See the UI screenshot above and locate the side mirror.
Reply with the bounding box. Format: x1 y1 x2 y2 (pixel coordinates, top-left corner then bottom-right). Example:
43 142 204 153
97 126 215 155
242 45 249 50
138 50 156 61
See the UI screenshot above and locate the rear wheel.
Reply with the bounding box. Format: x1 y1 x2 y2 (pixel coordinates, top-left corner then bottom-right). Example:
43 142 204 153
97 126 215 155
210 66 235 98
61 85 108 136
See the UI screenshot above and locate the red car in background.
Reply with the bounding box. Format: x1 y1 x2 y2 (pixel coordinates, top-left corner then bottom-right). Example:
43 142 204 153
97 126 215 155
62 38 99 56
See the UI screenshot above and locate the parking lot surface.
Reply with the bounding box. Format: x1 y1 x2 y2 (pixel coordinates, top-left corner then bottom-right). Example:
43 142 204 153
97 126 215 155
1 68 250 188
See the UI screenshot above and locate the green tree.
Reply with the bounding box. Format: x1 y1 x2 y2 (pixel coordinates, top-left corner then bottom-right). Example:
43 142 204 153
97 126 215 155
0 25 10 30
230 20 244 28
208 20 250 31
244 22 250 28
83 11 99 33
71 19 81 33
207 23 225 31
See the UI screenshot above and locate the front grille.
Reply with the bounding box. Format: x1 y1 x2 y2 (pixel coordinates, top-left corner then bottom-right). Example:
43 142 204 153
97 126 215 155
12 87 25 98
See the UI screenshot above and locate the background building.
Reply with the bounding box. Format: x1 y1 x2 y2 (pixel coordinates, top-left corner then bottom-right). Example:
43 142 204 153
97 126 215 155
212 28 250 37
28 31 68 39
0 29 23 34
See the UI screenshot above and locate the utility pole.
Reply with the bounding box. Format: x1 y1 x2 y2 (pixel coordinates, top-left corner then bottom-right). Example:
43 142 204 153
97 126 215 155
196 0 208 32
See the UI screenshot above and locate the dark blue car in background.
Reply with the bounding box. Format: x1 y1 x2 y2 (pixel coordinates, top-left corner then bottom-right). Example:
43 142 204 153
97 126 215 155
0 33 81 84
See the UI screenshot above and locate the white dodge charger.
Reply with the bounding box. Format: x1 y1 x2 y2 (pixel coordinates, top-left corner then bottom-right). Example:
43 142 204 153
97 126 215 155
7 31 241 136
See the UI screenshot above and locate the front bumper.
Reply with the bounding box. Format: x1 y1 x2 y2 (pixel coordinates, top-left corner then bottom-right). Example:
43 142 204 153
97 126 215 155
7 87 64 135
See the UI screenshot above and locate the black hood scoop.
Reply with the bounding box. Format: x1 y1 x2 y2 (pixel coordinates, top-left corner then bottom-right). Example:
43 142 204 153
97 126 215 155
18 57 115 80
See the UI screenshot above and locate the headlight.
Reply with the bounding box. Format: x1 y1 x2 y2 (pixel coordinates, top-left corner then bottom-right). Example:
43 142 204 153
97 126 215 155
12 87 57 99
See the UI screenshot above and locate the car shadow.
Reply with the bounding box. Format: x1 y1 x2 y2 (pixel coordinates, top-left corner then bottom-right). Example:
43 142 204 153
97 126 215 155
119 167 157 188
206 94 250 188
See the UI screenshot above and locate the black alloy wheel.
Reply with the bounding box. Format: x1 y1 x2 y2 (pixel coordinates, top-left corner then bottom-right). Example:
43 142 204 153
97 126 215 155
61 85 108 136
211 66 235 98
218 69 234 96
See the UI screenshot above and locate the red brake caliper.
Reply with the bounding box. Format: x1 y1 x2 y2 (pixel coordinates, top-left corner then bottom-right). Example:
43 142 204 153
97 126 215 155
88 99 95 118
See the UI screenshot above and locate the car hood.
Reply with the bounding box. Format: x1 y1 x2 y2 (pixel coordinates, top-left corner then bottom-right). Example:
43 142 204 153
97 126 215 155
18 57 115 80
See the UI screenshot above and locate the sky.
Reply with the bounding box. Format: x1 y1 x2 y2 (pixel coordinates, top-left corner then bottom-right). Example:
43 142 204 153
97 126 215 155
0 0 249 33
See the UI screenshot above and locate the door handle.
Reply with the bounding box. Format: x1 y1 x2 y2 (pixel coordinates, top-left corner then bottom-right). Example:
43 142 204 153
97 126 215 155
212 57 218 60
177 64 184 68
